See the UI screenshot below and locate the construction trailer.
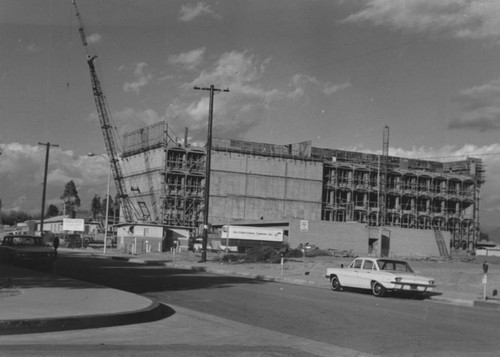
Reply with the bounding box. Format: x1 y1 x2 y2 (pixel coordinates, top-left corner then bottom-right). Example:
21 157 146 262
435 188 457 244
119 121 485 256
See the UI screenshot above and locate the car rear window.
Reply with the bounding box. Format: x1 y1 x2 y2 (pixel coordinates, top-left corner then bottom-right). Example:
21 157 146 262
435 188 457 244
377 260 414 272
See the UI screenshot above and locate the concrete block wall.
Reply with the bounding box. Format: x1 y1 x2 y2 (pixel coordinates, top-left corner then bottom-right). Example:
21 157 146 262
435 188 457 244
210 151 323 222
386 228 440 258
287 218 447 258
288 219 369 253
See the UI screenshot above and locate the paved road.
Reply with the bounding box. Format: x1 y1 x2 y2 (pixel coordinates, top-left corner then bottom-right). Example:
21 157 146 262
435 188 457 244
46 253 500 356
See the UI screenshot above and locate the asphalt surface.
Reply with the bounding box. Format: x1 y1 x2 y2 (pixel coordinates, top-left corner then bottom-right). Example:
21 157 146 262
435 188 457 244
1 247 499 339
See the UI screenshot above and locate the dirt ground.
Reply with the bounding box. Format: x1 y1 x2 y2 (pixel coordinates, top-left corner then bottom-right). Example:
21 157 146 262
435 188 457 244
96 248 500 303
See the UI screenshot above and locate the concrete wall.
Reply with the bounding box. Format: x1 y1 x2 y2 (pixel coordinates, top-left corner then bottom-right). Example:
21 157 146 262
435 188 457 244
123 148 165 221
210 151 323 223
386 228 449 258
288 219 369 253
286 218 448 258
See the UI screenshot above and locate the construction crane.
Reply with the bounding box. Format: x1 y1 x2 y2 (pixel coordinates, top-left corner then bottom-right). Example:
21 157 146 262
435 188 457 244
72 0 136 222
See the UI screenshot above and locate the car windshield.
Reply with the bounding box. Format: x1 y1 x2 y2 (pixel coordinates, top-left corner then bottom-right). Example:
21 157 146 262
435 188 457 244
376 259 414 273
12 237 42 246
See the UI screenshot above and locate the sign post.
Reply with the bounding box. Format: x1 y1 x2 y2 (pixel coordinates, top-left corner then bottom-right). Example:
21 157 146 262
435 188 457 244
483 261 489 300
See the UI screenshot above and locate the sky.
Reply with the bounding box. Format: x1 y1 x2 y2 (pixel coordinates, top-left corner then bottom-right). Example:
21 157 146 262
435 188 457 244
2 0 500 229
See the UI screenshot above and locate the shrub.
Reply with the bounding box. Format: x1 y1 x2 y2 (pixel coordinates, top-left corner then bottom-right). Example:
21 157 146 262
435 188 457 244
245 246 281 263
305 248 330 258
219 253 245 263
284 248 303 258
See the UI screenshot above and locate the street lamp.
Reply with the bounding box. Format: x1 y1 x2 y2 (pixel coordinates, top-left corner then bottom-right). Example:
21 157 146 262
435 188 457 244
88 153 111 254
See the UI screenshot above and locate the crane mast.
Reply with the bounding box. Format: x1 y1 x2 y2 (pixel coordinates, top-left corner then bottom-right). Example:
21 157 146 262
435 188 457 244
72 0 135 222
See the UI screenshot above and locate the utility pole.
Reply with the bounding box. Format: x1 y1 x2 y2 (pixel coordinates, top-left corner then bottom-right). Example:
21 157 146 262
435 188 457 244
381 125 389 226
194 85 229 262
38 142 59 235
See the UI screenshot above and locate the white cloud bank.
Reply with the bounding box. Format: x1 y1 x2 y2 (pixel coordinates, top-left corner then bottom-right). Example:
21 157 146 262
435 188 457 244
179 2 219 22
344 0 500 39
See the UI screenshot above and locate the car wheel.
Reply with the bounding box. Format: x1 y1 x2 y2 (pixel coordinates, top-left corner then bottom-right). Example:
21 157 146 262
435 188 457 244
372 281 386 297
330 276 342 291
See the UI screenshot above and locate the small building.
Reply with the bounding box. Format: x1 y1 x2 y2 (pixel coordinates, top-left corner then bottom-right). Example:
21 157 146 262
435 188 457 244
116 223 190 254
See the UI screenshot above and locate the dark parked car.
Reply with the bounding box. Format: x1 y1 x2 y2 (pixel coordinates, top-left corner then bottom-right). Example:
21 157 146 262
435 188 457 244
64 234 89 248
0 235 56 269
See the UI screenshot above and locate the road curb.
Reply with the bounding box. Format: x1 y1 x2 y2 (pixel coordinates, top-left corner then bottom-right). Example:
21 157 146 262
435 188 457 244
102 254 481 308
0 299 173 336
473 299 500 310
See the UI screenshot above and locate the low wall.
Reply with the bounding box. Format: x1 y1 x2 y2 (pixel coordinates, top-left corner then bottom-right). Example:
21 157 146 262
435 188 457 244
287 219 447 258
288 219 369 254
387 228 447 258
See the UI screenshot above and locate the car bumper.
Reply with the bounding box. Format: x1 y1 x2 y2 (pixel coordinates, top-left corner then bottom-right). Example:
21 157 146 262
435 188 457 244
390 282 435 292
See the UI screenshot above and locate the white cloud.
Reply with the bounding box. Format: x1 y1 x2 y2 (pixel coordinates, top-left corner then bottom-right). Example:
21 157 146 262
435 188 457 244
179 51 281 140
123 62 152 94
168 47 205 70
179 2 219 22
25 43 39 53
344 0 500 40
86 33 102 44
287 74 351 99
324 82 352 96
169 51 351 142
0 143 109 214
449 77 500 131
114 107 163 135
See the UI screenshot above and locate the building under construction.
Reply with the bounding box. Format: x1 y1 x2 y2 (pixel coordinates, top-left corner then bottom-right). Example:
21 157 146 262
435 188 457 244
119 121 485 256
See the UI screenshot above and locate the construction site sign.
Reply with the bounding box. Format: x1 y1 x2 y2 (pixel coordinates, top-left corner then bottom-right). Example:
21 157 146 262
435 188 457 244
63 218 85 232
227 226 283 242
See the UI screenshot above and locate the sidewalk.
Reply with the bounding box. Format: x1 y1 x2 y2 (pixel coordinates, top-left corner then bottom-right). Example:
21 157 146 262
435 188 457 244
1 248 500 336
0 262 170 335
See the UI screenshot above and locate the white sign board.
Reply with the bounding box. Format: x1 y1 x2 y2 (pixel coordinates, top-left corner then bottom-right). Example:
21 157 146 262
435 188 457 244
300 220 309 232
63 218 85 232
228 226 283 242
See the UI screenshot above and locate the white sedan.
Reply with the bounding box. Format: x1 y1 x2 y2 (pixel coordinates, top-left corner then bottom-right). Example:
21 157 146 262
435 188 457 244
325 257 435 297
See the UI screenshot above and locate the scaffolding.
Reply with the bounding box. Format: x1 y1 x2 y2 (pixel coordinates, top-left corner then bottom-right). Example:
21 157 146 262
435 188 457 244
121 121 205 228
120 130 485 247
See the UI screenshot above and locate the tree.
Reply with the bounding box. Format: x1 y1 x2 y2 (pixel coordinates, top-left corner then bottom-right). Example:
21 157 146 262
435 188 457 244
90 195 102 220
102 195 114 216
480 231 490 241
60 180 81 218
0 210 33 226
46 204 60 218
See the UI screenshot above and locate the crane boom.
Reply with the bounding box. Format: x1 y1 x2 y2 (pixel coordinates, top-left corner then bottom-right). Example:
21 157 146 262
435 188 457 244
72 0 136 222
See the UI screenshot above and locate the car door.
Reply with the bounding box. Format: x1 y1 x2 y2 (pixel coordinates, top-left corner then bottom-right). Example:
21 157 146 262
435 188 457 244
357 259 375 289
342 258 363 288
